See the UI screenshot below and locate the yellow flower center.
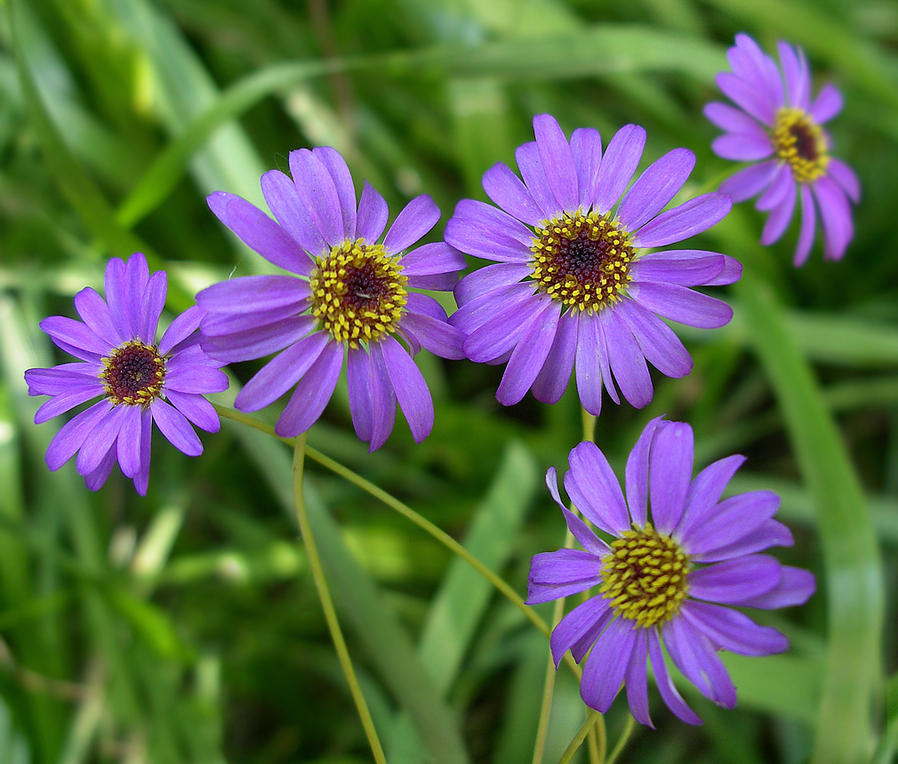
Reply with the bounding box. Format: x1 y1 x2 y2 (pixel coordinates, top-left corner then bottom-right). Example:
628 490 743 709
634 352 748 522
100 340 166 407
772 107 829 184
530 211 634 313
310 239 408 348
599 522 690 628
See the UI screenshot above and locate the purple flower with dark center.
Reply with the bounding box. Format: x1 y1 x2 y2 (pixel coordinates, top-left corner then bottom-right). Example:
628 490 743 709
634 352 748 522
527 417 815 726
705 33 860 266
445 114 739 416
196 146 466 449
25 253 229 496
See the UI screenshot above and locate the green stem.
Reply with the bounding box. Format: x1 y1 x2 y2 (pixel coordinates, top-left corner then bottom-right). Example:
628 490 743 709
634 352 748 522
531 595 568 764
557 709 602 764
291 435 386 764
604 714 635 764
215 404 583 677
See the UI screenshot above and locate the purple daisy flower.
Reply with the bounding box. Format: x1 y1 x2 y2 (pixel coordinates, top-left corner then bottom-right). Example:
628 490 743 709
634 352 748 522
527 417 815 726
196 146 466 449
24 253 229 496
445 114 739 416
705 33 861 266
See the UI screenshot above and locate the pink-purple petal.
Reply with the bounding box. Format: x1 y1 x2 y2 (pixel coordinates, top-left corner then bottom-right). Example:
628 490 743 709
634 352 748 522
810 82 843 123
289 149 345 248
574 312 605 416
663 617 737 708
454 262 531 306
399 241 465 277
680 601 788 656
548 595 612 667
648 420 693 533
601 308 653 408
482 162 543 226
687 554 782 604
827 158 860 204
367 342 398 451
618 148 695 231
45 400 110 470
737 565 815 609
40 316 111 358
151 398 203 457
275 341 343 438
719 161 779 202
357 181 389 242
580 619 637 713
531 309 578 404
515 140 560 220
628 281 733 329
346 348 374 443
564 440 630 534
624 629 653 727
631 251 725 286
625 416 666 528
648 630 702 725
34 385 102 423
533 114 578 213
197 275 309 316
159 305 203 355
496 300 560 406
570 127 602 211
633 193 732 248
384 195 440 253
760 176 797 245
380 334 433 443
594 124 646 214
314 146 357 240
711 132 775 161
164 389 220 433
73 287 122 347
526 549 605 604
615 299 692 379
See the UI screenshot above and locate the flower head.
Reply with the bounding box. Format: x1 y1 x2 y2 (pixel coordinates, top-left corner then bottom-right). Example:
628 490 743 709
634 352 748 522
197 147 466 449
705 33 861 266
446 114 739 417
527 417 815 726
25 253 229 495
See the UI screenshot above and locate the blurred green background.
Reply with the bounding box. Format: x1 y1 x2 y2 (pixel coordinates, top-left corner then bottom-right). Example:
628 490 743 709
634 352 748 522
0 0 896 762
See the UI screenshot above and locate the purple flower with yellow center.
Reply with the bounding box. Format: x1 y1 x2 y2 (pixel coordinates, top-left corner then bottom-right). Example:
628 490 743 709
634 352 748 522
446 114 739 416
705 33 860 266
24 253 229 496
527 417 815 726
196 146 466 449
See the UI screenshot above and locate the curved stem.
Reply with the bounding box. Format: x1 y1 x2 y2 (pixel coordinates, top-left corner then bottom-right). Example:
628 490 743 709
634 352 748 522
291 435 386 764
557 709 602 764
605 714 635 764
215 404 583 677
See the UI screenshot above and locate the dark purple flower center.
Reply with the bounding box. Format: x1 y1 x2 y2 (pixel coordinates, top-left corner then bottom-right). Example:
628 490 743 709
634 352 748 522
101 340 166 406
530 211 634 312
599 522 690 628
310 240 408 348
773 107 829 183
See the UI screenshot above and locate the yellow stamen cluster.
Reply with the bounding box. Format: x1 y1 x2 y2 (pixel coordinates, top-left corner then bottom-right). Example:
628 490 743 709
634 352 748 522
310 239 407 348
599 522 690 628
772 107 829 184
100 340 166 407
530 210 634 313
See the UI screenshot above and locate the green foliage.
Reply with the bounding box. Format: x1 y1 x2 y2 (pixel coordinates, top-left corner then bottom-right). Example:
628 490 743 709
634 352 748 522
1 0 896 762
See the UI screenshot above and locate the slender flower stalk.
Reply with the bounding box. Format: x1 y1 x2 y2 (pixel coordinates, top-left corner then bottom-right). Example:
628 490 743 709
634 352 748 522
446 114 739 416
25 253 228 495
197 146 465 450
706 33 860 265
528 417 815 725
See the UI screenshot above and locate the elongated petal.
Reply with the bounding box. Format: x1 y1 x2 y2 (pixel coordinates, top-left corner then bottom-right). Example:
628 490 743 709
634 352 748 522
580 618 637 713
624 628 653 727
367 341 398 450
675 454 747 542
737 565 815 609
289 149 344 248
631 250 725 287
688 554 782 604
633 193 732 248
647 421 693 533
515 140 559 220
574 313 605 416
618 148 695 232
74 287 122 347
357 181 389 242
549 595 613 667
40 316 110 358
45 401 110 470
697 518 793 562
35 385 103 423
209 188 315 273
570 127 602 211
201 317 315 364
26 363 100 396
482 161 542 226
276 342 344 437
680 601 788 656
794 183 817 267
380 335 433 443
346 348 374 443
810 82 843 123
594 124 646 214
533 114 578 213
164 389 220 433
663 617 737 708
628 281 733 329
158 305 203 355
615 299 692 379
197 275 309 316
314 146 357 240
719 160 779 202
496 300 560 405
235 331 330 412
531 309 578 404
648 630 702 724
454 262 531 306
564 441 630 534
625 416 666 528
601 307 653 408
526 549 604 603
151 398 203 456
384 195 440 253
76 404 128 476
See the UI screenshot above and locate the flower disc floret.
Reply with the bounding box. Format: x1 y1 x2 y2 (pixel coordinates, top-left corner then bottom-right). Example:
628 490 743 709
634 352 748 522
531 211 633 312
773 107 829 183
101 340 166 406
310 240 408 347
600 522 690 627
